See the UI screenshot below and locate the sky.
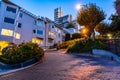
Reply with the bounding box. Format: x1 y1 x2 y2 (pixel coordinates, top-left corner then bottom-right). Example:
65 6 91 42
8 0 115 22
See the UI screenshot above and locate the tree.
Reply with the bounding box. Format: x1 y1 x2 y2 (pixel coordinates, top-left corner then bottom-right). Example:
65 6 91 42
80 27 92 37
71 33 82 39
110 14 120 31
66 22 76 29
95 22 109 36
115 0 120 15
65 33 71 41
77 4 106 40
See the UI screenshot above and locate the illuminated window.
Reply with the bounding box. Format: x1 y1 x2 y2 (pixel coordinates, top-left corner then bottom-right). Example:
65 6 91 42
32 38 36 43
49 32 55 37
0 41 10 55
14 32 21 39
32 38 43 45
1 29 13 36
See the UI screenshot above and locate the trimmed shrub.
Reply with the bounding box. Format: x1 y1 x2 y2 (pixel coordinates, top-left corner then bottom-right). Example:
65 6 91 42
0 42 44 64
72 33 82 40
57 39 81 50
65 33 71 41
67 39 107 53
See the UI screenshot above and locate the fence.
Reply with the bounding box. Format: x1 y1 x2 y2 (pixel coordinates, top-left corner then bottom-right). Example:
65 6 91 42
101 39 120 57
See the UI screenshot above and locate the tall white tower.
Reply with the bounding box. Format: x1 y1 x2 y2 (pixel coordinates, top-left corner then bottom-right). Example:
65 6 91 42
54 7 64 23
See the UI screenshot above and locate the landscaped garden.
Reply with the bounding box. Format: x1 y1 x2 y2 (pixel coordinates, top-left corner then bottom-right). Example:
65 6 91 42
0 42 44 64
57 2 120 57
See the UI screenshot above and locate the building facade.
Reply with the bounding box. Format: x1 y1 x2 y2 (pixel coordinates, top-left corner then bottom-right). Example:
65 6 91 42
54 7 64 23
54 7 80 34
0 0 65 50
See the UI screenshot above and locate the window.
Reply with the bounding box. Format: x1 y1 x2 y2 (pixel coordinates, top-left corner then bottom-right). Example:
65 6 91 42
37 30 43 35
32 38 43 45
58 33 61 38
33 30 36 33
17 23 22 28
6 6 16 13
1 28 13 36
19 13 23 18
4 17 15 24
34 20 37 25
52 25 54 28
36 21 44 27
14 32 21 39
48 38 53 43
49 32 55 37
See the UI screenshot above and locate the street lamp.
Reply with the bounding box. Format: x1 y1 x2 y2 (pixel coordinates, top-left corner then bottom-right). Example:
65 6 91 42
75 3 82 11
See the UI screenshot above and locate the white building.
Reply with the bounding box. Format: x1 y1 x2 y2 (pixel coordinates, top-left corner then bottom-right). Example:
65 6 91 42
0 0 65 50
54 7 64 23
54 7 80 34
45 18 65 48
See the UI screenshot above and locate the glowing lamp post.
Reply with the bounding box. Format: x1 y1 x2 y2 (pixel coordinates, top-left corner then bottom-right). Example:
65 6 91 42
76 3 82 11
82 28 88 37
107 33 112 39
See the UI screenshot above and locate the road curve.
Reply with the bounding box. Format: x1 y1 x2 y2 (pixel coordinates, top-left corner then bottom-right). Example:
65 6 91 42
0 50 120 80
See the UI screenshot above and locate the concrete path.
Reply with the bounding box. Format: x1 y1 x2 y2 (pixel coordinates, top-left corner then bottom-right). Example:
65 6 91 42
0 50 120 80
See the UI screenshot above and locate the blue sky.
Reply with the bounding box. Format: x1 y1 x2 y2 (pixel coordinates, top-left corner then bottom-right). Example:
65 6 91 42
8 0 115 22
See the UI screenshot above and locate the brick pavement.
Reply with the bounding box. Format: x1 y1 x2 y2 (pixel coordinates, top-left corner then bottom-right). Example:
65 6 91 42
0 50 120 80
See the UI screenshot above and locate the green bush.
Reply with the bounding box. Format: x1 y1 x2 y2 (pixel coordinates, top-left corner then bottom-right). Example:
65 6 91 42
67 39 107 53
0 42 44 64
57 39 81 50
67 41 84 53
65 33 71 41
72 33 82 40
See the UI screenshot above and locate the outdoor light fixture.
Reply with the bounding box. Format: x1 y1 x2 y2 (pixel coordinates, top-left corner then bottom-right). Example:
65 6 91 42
76 3 82 10
107 33 112 39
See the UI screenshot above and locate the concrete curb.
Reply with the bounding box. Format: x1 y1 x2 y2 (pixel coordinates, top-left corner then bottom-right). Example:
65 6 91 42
92 49 120 63
0 61 41 76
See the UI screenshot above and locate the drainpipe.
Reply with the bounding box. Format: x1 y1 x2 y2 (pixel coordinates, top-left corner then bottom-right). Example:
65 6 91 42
45 22 47 49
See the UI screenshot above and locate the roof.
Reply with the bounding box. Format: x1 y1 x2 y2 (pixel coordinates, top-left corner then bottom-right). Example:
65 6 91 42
3 0 20 8
2 0 38 19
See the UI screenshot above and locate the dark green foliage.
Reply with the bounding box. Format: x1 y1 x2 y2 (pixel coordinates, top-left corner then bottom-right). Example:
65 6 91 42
67 41 84 53
65 33 71 41
77 3 105 39
67 39 107 53
66 22 76 29
57 39 81 50
95 22 110 36
72 33 82 40
0 42 44 64
110 15 120 31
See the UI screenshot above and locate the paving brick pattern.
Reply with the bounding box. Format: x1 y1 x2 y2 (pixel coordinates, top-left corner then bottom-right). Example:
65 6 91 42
0 50 120 80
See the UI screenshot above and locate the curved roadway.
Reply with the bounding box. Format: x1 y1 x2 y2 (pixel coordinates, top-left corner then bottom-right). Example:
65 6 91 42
0 50 120 80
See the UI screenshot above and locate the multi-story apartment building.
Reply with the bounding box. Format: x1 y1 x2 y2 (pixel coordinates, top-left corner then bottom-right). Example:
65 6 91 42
58 14 73 28
0 0 65 50
54 7 80 34
54 7 64 23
